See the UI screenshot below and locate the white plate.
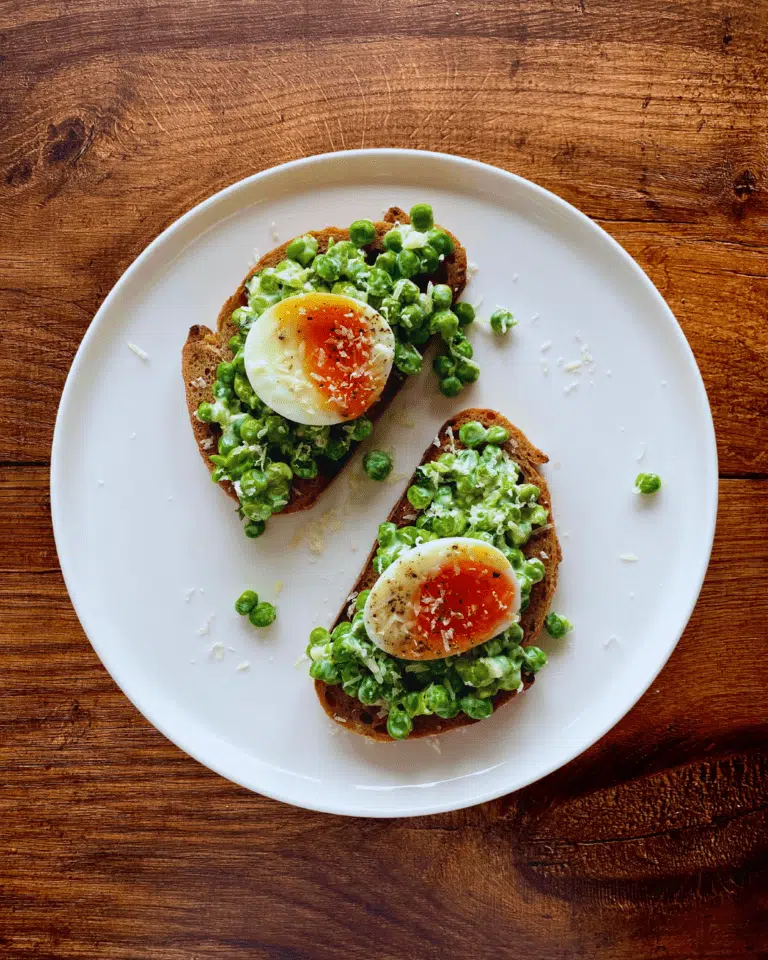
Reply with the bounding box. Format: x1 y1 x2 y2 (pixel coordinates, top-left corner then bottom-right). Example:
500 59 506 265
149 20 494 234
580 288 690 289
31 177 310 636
51 150 717 817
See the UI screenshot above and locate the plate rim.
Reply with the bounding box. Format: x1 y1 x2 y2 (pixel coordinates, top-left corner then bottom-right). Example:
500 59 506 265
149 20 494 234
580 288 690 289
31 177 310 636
50 148 719 817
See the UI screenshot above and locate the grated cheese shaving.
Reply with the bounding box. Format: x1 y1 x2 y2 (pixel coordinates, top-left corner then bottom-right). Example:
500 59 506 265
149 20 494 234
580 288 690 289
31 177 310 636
127 341 149 361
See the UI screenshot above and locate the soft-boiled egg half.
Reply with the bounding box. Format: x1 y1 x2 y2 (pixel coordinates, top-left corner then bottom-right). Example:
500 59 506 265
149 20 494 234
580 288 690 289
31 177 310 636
243 292 395 426
363 538 521 661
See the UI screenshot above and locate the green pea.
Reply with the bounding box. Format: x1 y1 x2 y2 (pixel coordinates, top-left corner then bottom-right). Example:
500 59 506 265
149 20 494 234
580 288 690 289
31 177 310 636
237 417 259 444
431 284 453 310
343 259 366 284
417 246 440 274
394 341 423 376
244 520 266 539
486 425 509 445
197 402 214 423
453 301 475 326
459 695 493 720
456 359 480 383
231 306 254 329
523 557 546 583
439 375 463 398
349 219 376 247
409 203 434 231
330 240 356 266
490 308 516 334
458 421 487 448
258 268 280 294
331 622 352 641
635 472 662 495
433 354 456 378
367 267 393 297
394 278 420 304
228 334 244 356
377 522 398 547
408 326 430 346
379 297 400 326
358 675 382 705
232 350 246 375
322 433 347 459
234 589 259 615
426 228 454 256
274 259 308 289
218 431 239 457
403 689 431 718
420 246 440 273
285 235 315 265
407 485 434 510
433 509 465 537
545 612 573 639
528 504 549 526
291 456 319 479
310 658 340 684
430 309 460 340
396 249 420 278
375 250 398 276
267 487 290 513
498 667 523 691
504 547 525 569
309 626 331 645
523 646 547 672
355 590 370 611
505 622 525 646
248 294 273 316
396 526 419 546
212 380 233 403
331 281 361 299
351 417 373 441
386 706 413 740
517 483 540 503
450 335 473 359
313 253 342 282
263 415 288 445
266 461 292 485
383 229 403 252
400 303 426 331
248 601 276 628
424 683 455 718
234 372 258 406
239 469 269 497
364 450 393 482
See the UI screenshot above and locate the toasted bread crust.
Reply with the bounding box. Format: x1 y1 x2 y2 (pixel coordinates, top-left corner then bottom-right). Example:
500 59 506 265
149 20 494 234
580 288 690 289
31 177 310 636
314 409 562 741
181 207 467 513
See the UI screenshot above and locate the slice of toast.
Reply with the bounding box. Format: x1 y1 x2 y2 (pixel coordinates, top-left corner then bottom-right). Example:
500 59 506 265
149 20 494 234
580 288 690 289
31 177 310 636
314 409 562 741
181 207 468 513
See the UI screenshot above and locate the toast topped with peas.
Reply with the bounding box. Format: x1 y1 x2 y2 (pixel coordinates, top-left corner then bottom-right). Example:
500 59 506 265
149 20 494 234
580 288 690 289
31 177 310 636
182 205 473 538
307 409 562 741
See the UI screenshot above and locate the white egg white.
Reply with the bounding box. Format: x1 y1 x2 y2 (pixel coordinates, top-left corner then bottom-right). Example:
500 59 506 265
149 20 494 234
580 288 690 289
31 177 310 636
363 537 521 661
243 293 395 426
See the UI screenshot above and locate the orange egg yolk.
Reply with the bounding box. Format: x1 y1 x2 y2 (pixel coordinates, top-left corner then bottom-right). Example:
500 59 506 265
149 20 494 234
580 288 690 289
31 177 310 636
412 559 516 656
297 303 379 420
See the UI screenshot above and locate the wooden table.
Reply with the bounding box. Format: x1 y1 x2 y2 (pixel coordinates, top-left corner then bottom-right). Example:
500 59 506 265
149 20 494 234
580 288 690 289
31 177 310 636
2 1 767 956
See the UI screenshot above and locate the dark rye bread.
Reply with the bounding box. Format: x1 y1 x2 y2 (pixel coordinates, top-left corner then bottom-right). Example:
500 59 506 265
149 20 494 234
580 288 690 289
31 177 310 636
315 409 562 742
181 207 467 513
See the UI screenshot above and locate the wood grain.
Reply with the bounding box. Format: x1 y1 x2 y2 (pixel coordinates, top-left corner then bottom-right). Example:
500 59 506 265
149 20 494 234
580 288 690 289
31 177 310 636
2 1 767 471
1 0 767 956
1 473 766 958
